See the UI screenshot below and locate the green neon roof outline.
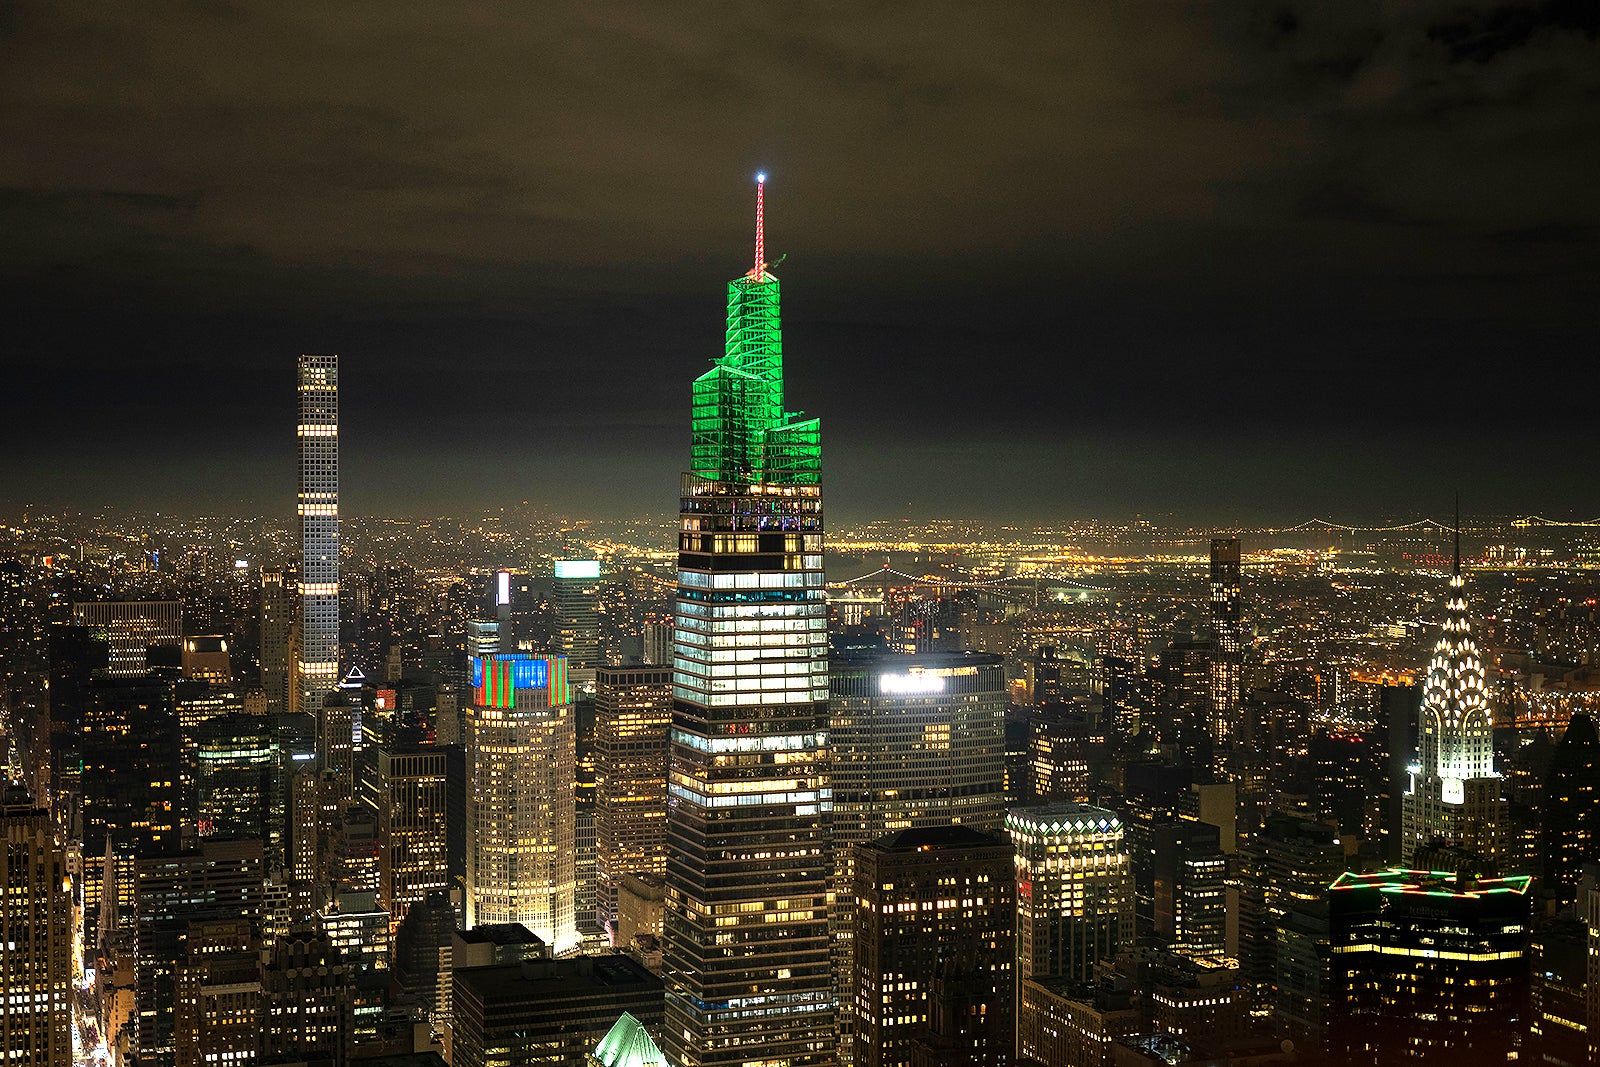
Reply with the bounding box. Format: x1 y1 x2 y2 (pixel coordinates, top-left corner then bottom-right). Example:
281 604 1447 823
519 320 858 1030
590 1011 667 1067
690 274 820 487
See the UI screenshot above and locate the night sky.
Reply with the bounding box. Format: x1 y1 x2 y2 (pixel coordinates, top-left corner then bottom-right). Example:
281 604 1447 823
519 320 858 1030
3 2 1597 524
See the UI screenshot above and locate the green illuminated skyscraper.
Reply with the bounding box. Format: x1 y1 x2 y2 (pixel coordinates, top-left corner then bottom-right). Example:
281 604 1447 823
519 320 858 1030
663 176 833 1067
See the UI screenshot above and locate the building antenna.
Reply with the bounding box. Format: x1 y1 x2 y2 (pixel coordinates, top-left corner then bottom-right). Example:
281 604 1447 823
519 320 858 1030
751 172 766 280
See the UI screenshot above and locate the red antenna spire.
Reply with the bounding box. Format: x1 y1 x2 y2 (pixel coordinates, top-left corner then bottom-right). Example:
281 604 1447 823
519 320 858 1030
752 172 766 279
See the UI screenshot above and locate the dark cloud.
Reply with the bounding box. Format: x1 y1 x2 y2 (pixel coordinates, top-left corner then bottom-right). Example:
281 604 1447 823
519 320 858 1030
0 1 1596 520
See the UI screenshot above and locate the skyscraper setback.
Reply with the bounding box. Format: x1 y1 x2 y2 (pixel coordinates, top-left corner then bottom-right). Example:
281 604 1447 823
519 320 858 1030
297 353 339 714
663 176 833 1067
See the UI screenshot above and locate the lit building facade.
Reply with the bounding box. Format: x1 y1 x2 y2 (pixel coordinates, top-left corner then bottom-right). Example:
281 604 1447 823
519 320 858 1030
297 353 340 713
70 599 182 677
1009 803 1134 1062
1328 867 1531 1065
829 650 1006 1056
1542 711 1600 901
555 559 603 669
850 825 1014 1067
0 790 72 1067
260 565 295 716
465 652 579 955
663 175 834 1067
594 664 673 933
1208 537 1242 748
1401 548 1507 863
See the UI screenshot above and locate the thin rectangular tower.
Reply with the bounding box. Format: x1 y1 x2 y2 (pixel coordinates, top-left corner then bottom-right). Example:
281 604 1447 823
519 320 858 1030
297 354 340 713
663 175 834 1067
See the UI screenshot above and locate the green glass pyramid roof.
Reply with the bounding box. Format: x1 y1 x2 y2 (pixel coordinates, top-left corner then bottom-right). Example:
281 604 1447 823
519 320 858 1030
590 1011 668 1067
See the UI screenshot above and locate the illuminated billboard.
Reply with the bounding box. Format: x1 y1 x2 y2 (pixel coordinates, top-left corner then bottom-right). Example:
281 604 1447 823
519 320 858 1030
497 570 511 605
554 559 600 580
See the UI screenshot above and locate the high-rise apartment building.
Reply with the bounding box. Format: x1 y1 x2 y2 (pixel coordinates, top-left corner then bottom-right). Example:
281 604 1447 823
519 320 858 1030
594 664 673 934
259 927 353 1065
297 353 340 714
1009 803 1134 1061
1208 537 1242 750
0 788 72 1067
71 599 183 676
1401 532 1506 863
1328 866 1531 1065
554 559 603 669
850 825 1015 1067
662 176 833 1067
465 653 578 955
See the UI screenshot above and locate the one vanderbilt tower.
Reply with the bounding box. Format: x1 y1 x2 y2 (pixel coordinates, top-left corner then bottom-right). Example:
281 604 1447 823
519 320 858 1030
663 176 833 1067
297 354 340 712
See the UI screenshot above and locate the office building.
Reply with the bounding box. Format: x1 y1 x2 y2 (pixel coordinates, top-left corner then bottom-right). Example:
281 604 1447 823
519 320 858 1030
1009 803 1134 1062
465 653 578 955
829 650 1006 1055
1152 821 1228 963
321 889 391 973
594 665 672 934
173 917 259 1067
554 559 603 668
451 955 663 1067
81 674 182 950
133 839 265 1067
1401 532 1507 863
1328 866 1531 1065
1208 537 1242 750
259 926 353 1065
1018 976 1140 1067
1236 813 1344 1013
1542 712 1600 901
261 565 295 716
1010 803 1134 986
181 635 232 684
0 788 72 1067
1528 916 1587 1067
662 175 833 1067
297 352 340 714
1273 900 1330 1055
375 743 448 931
71 599 183 676
850 825 1014 1067
194 712 274 841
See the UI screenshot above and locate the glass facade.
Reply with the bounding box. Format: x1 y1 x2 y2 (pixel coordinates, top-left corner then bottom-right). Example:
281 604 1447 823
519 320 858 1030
664 185 835 1067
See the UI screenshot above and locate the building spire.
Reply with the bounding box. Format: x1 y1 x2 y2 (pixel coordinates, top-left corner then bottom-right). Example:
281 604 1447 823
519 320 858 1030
1453 493 1461 576
751 172 766 280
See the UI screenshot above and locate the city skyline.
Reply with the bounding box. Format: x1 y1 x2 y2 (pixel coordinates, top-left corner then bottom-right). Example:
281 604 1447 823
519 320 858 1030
4 3 1598 520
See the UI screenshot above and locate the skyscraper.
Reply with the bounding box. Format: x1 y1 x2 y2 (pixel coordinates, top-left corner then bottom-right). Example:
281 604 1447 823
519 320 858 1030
594 664 673 934
829 650 1007 1056
1401 520 1506 863
851 825 1015 1067
0 787 72 1067
662 175 833 1067
260 565 295 716
297 353 340 714
465 653 579 955
1328 866 1531 1065
554 559 603 669
1008 803 1134 1061
1541 712 1600 901
1207 537 1242 749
